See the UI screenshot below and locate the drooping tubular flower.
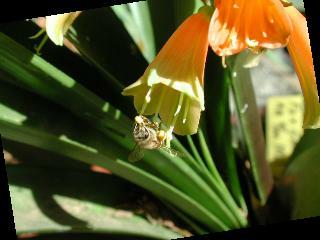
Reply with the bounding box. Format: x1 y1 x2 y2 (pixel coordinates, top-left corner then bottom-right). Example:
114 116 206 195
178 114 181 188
208 0 320 129
46 11 81 46
208 0 293 57
284 6 320 128
122 6 213 144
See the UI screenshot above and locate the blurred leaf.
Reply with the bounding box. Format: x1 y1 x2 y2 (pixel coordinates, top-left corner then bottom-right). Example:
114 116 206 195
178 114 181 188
279 144 320 219
291 0 305 12
172 0 203 26
229 51 273 205
112 1 156 62
3 139 91 170
289 129 320 161
63 7 148 117
277 128 320 219
8 165 182 239
148 0 204 53
113 0 186 65
68 7 148 88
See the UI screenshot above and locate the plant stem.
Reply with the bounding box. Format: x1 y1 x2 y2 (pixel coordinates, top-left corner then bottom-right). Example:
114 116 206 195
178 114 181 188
197 129 248 227
186 135 207 170
197 129 223 184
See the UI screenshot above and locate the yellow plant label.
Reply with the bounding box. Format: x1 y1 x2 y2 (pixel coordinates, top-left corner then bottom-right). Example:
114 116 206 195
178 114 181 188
266 95 304 165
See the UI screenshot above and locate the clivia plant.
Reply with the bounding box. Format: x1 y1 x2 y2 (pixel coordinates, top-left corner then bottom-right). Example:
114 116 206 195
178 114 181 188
1 0 319 238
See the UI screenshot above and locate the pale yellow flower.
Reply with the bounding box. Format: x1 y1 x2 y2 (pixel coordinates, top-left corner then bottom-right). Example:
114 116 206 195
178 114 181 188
46 11 81 46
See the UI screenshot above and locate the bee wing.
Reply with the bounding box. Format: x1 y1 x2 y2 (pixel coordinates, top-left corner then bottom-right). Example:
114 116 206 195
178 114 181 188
128 144 145 163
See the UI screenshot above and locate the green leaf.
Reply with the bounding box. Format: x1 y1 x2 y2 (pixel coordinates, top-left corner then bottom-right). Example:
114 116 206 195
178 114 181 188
113 0 195 64
280 144 320 219
148 0 204 53
277 128 320 219
67 7 148 91
8 165 182 239
289 129 320 161
3 139 91 170
142 150 242 229
112 1 156 62
0 32 131 137
172 0 203 26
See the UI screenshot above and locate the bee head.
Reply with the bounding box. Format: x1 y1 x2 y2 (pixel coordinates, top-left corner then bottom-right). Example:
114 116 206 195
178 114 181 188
134 115 144 125
157 130 167 142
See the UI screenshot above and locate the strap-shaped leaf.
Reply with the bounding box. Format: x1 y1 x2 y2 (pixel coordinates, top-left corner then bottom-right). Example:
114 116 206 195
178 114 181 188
8 165 183 239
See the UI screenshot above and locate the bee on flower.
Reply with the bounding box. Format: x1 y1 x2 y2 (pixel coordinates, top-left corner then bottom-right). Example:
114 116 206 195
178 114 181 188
123 0 320 159
122 6 213 149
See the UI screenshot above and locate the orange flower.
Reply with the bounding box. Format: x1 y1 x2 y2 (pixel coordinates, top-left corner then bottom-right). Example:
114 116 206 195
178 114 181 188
122 6 213 140
209 0 293 57
285 6 320 128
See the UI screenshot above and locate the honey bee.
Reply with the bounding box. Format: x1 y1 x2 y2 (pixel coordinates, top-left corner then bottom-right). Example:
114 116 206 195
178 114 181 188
128 115 180 162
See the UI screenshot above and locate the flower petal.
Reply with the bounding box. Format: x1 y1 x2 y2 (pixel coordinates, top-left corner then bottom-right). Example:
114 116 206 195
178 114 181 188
46 11 81 46
122 7 212 135
285 6 320 128
144 10 210 108
209 0 293 56
159 87 201 135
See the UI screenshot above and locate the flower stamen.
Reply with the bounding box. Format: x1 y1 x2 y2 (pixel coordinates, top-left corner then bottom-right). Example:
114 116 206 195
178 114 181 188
165 93 184 148
222 55 227 68
29 29 46 39
166 126 174 148
140 86 153 115
34 34 49 55
173 93 185 118
154 86 167 117
182 98 190 124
